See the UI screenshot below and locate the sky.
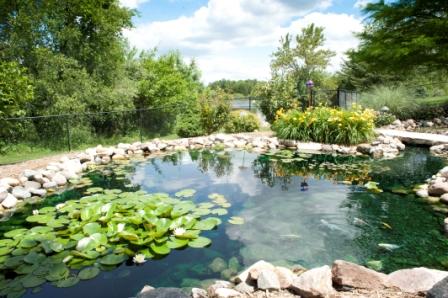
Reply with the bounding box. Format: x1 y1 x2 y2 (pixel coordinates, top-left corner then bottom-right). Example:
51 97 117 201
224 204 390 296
120 0 372 83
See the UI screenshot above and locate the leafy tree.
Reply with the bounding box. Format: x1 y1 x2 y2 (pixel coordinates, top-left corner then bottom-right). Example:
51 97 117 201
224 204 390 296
208 79 259 97
350 0 448 74
198 88 231 135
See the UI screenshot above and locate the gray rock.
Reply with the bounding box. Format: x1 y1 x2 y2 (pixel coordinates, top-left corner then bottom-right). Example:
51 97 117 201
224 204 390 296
416 189 429 198
12 187 31 199
289 265 335 298
370 148 384 159
441 193 448 205
356 144 371 155
274 266 295 289
429 181 448 196
386 267 448 293
0 187 8 202
234 281 255 294
427 276 448 298
207 281 233 298
23 169 38 179
257 269 281 290
235 260 275 284
0 177 20 187
23 181 41 191
191 288 208 298
2 194 18 209
30 188 47 197
136 287 188 298
43 181 57 189
332 260 386 290
52 173 67 186
211 288 241 298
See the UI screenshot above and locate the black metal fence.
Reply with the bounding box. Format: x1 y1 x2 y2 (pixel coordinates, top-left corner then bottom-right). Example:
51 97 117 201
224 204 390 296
0 104 185 154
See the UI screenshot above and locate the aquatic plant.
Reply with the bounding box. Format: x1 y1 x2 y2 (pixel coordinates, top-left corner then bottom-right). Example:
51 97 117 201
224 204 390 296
0 188 229 296
272 105 376 145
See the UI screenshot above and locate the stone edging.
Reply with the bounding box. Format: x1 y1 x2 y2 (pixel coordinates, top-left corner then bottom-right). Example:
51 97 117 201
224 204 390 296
135 259 448 298
0 133 404 216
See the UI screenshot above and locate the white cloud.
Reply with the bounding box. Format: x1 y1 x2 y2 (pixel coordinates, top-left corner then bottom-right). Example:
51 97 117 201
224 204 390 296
354 0 371 9
119 0 149 9
124 0 363 82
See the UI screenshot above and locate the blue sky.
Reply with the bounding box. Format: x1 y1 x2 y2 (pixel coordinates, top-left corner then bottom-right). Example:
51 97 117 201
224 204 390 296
121 0 372 83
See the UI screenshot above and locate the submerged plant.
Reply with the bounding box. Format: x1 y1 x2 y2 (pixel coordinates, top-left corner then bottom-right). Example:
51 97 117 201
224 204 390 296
0 188 230 296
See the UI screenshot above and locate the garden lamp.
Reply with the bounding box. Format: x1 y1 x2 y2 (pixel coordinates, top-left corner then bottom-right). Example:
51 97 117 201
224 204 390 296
306 80 314 107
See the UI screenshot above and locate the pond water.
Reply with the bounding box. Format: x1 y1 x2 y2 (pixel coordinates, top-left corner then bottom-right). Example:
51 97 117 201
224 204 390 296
1 147 448 298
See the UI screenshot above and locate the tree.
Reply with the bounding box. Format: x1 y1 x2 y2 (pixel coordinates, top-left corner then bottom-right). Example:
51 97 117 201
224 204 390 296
352 0 448 73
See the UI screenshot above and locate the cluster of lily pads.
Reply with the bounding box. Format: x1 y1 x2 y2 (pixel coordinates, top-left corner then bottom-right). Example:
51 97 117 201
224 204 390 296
0 187 233 297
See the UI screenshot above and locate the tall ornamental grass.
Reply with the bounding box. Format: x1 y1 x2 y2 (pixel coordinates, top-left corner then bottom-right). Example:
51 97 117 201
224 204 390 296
272 106 376 145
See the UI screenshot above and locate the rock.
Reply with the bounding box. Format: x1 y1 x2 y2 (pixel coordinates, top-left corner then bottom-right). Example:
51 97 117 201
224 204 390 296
2 194 18 209
257 269 281 290
52 173 67 186
370 148 384 159
12 187 31 199
112 154 126 160
136 287 189 298
23 181 41 191
289 265 335 298
209 257 227 273
234 281 255 294
331 260 386 290
386 267 448 293
429 181 448 196
191 288 208 298
0 177 20 187
423 121 434 127
207 281 234 298
23 169 38 179
444 218 448 235
30 188 47 197
138 285 155 296
43 181 57 189
211 288 241 298
297 142 322 152
356 144 371 155
235 260 275 284
274 266 295 289
0 187 8 202
441 193 448 205
427 276 448 298
416 189 429 198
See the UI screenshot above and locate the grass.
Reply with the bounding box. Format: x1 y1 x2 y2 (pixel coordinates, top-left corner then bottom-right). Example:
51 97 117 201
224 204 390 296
416 95 448 107
0 133 180 165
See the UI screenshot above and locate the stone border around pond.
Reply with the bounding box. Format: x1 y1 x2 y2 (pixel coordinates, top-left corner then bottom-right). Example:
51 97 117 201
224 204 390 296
135 259 447 298
0 133 405 216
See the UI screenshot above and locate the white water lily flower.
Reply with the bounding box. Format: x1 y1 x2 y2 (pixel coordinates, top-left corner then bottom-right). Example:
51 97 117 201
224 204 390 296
55 203 65 210
117 223 125 232
133 254 146 264
32 210 39 215
138 210 145 216
173 227 186 236
101 203 112 213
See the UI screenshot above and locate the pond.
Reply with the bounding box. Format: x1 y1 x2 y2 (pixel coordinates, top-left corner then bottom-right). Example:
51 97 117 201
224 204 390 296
1 147 448 298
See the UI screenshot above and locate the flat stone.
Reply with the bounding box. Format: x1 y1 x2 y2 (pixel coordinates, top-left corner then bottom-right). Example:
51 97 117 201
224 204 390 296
43 181 57 189
234 281 255 294
191 288 208 298
212 288 241 298
2 194 18 209
12 187 31 199
427 276 448 298
0 177 20 187
136 287 189 298
289 265 335 298
257 269 281 290
297 142 322 152
386 267 448 293
332 260 387 290
23 181 41 191
274 266 295 289
377 129 448 146
52 173 67 186
30 188 47 197
235 260 275 284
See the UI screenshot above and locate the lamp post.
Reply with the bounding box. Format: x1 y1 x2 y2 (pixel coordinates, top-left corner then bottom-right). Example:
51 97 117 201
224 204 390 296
306 80 314 108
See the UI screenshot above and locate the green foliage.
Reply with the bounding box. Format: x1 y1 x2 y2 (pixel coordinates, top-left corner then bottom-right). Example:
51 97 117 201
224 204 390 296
272 106 376 145
175 109 204 138
374 112 397 127
198 89 231 135
224 111 260 133
208 79 258 97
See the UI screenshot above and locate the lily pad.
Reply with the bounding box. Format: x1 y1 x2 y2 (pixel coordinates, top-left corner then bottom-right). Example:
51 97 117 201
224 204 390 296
228 216 245 225
150 242 171 255
21 275 46 288
188 236 212 248
175 189 196 198
99 254 128 265
54 276 80 288
83 223 102 235
78 267 100 280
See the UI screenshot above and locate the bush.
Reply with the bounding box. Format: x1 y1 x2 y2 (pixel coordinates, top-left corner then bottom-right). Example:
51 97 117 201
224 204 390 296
374 112 396 127
199 89 231 135
224 110 260 133
272 106 375 145
175 110 204 138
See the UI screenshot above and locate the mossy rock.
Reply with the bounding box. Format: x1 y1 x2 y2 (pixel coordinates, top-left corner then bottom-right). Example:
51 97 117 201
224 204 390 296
208 257 227 273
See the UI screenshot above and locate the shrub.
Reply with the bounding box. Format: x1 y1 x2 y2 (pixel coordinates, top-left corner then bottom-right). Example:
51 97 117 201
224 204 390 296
175 110 204 138
224 110 260 133
272 106 375 145
374 112 396 127
199 88 231 135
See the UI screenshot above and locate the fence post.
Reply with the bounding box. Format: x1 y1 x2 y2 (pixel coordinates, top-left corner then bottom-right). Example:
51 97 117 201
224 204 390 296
139 109 143 143
66 116 72 151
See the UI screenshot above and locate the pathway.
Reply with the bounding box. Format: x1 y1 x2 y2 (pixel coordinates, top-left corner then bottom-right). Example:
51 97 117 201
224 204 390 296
376 129 448 146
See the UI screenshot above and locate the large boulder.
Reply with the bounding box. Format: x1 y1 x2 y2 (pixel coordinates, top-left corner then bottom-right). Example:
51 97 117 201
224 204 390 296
275 266 295 289
427 276 448 298
331 260 387 290
386 267 448 293
289 265 335 298
136 287 189 298
428 180 448 196
257 269 281 290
